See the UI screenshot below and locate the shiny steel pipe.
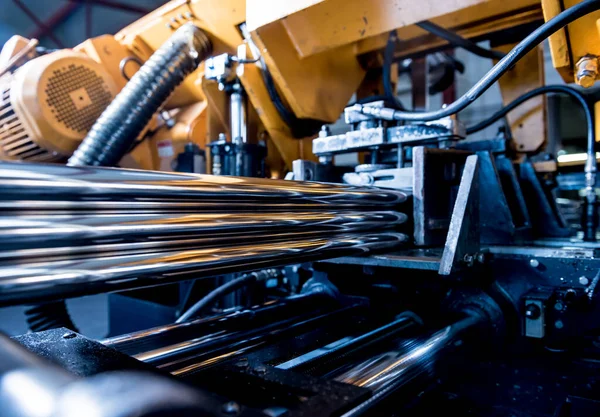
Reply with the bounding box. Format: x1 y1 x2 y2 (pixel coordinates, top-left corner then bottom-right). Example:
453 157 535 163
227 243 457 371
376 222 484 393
0 233 406 306
0 211 406 249
102 293 331 353
0 161 406 207
335 314 484 393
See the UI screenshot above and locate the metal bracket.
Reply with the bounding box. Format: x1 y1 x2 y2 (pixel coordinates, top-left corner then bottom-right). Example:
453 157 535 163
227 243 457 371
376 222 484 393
439 155 480 276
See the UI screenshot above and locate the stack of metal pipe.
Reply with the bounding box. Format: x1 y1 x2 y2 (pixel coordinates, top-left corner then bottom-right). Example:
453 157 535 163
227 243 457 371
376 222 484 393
0 161 409 306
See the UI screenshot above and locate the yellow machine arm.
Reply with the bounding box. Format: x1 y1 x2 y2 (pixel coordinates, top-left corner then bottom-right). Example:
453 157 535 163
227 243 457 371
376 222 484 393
0 0 599 173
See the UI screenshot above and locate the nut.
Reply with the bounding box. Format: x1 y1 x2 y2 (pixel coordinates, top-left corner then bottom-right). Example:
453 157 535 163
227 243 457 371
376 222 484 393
575 56 599 89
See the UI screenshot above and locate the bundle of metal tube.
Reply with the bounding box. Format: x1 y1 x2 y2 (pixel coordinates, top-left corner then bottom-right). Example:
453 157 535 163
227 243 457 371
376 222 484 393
0 161 408 306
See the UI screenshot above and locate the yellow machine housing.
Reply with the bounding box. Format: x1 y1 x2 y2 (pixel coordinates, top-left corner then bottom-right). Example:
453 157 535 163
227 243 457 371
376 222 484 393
0 50 117 162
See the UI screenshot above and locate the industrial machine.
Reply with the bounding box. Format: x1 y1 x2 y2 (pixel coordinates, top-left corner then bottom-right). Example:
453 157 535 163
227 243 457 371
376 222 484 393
0 0 600 416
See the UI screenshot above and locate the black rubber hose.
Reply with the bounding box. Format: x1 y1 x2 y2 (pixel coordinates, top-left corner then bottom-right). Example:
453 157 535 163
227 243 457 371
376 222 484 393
466 85 592 140
416 20 506 60
466 84 597 241
68 23 212 166
258 56 325 138
176 273 259 323
350 0 600 122
24 301 78 332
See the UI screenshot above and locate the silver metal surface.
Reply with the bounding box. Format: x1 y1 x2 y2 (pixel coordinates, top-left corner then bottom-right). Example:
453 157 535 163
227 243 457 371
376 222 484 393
0 211 406 249
312 118 465 156
230 87 247 145
0 161 408 306
312 127 386 156
387 116 465 145
334 314 482 393
0 233 407 306
0 161 407 207
343 168 413 191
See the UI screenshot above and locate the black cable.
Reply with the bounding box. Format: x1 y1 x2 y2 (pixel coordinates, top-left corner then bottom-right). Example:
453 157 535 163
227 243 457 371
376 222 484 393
466 85 591 144
258 56 324 138
416 20 506 60
176 273 258 323
383 31 405 109
351 0 600 122
467 84 597 241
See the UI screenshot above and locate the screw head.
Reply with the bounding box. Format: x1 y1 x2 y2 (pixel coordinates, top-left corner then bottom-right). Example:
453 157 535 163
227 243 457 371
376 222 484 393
554 320 564 330
580 276 590 286
525 304 541 320
554 302 564 311
529 259 540 268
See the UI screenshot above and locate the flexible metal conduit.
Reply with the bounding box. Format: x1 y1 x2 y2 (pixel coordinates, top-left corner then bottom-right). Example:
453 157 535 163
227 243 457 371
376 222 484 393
68 23 212 167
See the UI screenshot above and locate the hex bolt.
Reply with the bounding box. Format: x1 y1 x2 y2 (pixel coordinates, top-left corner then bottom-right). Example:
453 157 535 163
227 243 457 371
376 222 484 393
575 56 599 89
580 276 590 286
222 401 240 415
529 259 540 268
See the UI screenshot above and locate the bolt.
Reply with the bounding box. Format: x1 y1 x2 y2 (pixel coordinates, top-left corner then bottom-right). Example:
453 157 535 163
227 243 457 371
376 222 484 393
580 276 590 286
62 332 76 339
554 320 564 330
463 254 474 267
529 259 540 268
222 401 240 415
253 365 267 375
554 302 564 311
476 253 486 264
235 358 248 369
525 304 541 320
575 56 599 89
318 125 331 138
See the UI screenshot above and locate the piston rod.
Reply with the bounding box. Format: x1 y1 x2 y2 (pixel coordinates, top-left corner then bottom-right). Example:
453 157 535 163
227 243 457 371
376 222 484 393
337 313 485 417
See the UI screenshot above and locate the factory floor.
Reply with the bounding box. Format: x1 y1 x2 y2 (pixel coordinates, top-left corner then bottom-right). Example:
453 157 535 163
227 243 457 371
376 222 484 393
0 295 108 339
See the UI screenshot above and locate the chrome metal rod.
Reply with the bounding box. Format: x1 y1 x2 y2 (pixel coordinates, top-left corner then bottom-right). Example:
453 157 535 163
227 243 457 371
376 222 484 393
0 211 406 249
230 88 247 144
0 161 407 206
164 304 363 376
335 314 483 392
0 233 406 306
277 311 422 371
101 293 327 352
